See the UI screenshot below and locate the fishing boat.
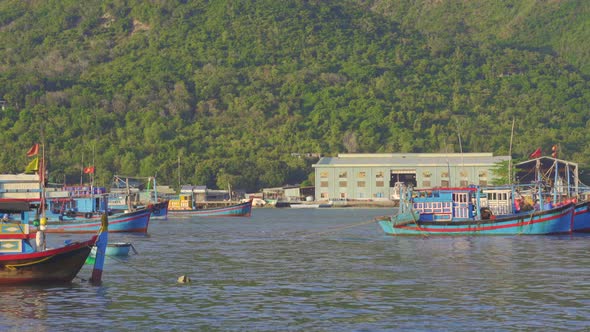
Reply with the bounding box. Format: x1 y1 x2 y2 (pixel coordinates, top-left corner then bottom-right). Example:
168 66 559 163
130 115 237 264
168 200 253 217
44 207 151 233
109 175 170 219
515 155 590 232
0 199 99 284
376 186 575 236
45 186 109 221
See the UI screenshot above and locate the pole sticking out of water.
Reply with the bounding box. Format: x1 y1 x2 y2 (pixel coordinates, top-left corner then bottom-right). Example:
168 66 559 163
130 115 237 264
90 213 109 285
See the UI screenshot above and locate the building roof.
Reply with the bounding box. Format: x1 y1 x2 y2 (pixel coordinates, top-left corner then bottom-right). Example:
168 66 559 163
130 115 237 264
313 153 510 168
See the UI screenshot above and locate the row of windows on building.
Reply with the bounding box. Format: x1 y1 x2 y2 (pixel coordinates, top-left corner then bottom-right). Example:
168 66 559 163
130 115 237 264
318 170 490 189
319 169 489 179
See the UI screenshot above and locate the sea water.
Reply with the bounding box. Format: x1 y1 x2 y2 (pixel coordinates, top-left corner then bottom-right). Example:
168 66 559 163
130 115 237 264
1 208 589 331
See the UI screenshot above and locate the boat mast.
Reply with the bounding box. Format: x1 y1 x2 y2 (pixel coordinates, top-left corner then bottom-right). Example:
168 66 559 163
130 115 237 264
508 117 515 184
91 143 95 212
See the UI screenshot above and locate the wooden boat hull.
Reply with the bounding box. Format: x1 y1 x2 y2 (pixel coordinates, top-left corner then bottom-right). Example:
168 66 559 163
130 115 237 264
0 237 95 284
573 201 590 232
377 203 575 236
44 208 151 234
169 201 252 217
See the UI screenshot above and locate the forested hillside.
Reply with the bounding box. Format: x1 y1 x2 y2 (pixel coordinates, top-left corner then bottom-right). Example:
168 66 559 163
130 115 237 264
0 0 588 191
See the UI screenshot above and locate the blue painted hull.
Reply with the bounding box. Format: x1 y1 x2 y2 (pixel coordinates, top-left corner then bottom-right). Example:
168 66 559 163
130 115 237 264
169 201 252 217
377 203 575 236
149 200 169 219
44 208 151 234
573 201 590 232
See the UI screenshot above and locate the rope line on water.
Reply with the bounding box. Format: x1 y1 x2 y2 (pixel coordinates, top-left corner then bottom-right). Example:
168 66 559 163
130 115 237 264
104 254 170 283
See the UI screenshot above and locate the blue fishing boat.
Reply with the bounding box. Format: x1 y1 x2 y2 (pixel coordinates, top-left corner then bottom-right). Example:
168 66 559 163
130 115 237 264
46 186 109 221
515 156 590 232
109 175 169 219
44 207 151 234
376 186 575 236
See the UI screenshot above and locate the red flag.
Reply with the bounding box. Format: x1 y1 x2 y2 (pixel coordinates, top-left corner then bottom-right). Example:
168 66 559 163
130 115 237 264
26 143 39 157
83 166 95 174
529 148 542 159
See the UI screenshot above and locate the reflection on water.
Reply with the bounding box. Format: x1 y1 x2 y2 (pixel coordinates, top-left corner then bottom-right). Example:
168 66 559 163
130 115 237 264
1 208 590 331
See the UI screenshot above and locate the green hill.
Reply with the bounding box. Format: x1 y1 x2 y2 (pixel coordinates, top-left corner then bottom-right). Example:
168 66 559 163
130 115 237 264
0 0 588 191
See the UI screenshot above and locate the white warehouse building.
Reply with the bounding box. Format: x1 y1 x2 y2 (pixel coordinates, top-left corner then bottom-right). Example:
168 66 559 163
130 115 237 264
312 153 511 201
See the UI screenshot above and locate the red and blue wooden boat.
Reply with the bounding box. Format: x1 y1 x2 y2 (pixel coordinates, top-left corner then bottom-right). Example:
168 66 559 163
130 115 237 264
377 186 575 236
0 200 98 284
168 200 252 217
44 207 151 233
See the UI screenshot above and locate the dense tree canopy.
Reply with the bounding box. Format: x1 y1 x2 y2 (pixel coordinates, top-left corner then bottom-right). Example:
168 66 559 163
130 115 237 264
0 0 589 191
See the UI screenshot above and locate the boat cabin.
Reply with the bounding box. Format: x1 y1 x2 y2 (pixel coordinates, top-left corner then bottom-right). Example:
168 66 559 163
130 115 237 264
0 200 35 254
480 188 514 216
411 188 477 222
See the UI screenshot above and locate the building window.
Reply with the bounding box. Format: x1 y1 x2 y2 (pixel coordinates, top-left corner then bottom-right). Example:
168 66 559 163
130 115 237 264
357 181 366 188
340 192 347 198
320 181 328 187
339 181 347 188
376 171 384 179
339 171 347 178
358 171 366 178
422 181 431 187
376 181 384 187
479 180 488 186
320 171 328 178
460 180 469 187
320 192 329 199
441 180 449 187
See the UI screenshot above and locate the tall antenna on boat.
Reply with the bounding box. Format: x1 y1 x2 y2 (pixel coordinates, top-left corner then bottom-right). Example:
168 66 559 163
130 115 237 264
458 132 464 184
445 136 451 186
508 117 515 184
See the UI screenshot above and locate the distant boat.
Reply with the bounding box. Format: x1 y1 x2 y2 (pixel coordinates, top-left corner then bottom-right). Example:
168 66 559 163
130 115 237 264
0 199 97 285
289 202 333 209
168 200 253 217
44 208 151 233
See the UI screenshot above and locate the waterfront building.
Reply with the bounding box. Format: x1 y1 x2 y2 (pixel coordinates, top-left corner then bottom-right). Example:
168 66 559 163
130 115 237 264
312 153 510 201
